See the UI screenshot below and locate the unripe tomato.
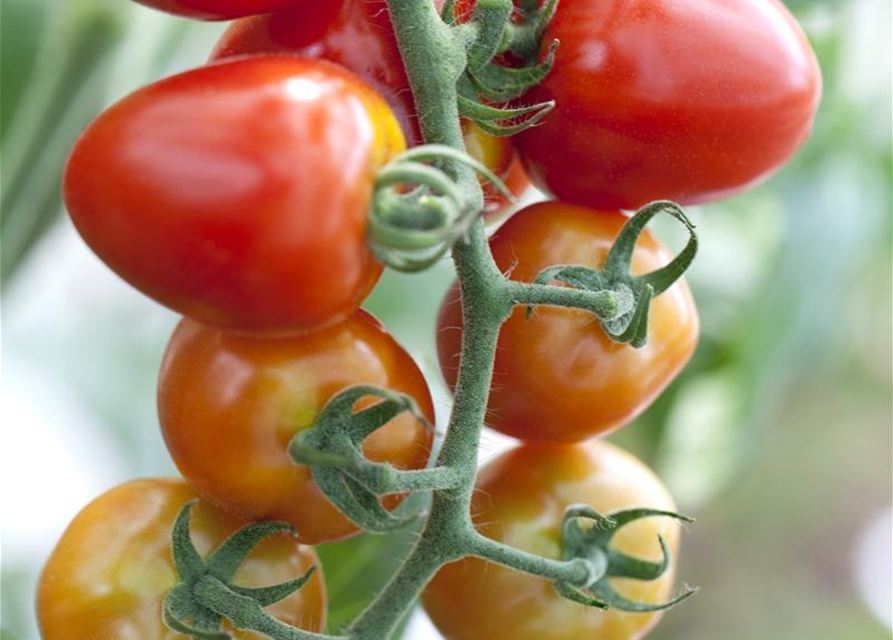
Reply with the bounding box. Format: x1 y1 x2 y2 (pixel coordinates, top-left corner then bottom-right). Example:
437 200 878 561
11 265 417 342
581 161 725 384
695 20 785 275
424 440 681 640
131 0 311 20
38 478 326 640
64 56 404 336
211 0 515 199
515 0 822 210
158 310 435 545
437 202 698 442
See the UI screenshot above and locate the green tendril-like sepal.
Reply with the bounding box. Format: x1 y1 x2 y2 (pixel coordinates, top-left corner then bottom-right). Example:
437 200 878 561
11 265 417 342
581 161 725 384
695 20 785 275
162 504 319 640
527 200 698 348
555 505 698 611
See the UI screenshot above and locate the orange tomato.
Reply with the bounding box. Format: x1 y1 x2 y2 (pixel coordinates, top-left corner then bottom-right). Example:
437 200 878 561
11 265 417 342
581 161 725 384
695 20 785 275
158 310 435 544
424 440 681 640
38 478 326 640
437 202 699 441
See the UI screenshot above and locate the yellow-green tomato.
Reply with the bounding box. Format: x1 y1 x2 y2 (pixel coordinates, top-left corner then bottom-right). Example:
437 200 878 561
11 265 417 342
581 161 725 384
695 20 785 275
37 478 326 640
423 441 681 640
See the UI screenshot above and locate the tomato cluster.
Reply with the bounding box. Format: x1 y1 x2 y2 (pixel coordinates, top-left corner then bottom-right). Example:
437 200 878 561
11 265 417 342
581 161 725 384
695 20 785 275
41 0 820 638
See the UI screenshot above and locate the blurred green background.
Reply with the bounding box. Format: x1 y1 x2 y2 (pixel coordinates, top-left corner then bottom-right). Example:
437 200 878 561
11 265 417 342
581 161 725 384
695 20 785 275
1 0 890 639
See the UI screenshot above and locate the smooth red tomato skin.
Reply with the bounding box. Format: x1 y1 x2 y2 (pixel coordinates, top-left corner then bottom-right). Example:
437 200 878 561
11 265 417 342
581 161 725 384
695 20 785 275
515 0 822 210
158 310 435 545
132 0 312 21
38 478 326 640
437 202 699 442
211 0 514 182
64 56 404 336
423 441 680 640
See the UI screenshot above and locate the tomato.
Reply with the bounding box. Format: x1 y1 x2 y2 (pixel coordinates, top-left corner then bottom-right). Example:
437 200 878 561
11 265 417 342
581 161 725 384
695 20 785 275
437 202 698 442
211 0 514 188
38 478 326 640
423 440 681 640
515 0 822 210
131 0 311 21
64 56 404 336
158 310 435 545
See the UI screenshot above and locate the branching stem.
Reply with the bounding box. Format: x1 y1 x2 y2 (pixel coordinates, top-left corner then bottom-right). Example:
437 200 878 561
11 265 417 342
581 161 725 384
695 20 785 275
193 2 664 638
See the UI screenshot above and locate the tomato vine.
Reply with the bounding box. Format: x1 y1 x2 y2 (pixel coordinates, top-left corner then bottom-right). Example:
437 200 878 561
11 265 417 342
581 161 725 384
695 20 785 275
38 0 822 638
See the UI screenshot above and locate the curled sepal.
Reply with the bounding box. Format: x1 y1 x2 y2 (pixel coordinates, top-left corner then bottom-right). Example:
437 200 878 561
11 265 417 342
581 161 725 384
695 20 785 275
288 384 454 534
369 145 514 272
163 504 316 639
458 94 555 137
466 39 558 102
531 201 697 348
554 504 697 613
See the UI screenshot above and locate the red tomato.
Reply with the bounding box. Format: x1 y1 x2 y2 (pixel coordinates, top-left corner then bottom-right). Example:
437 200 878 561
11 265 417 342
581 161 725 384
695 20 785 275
131 0 312 21
424 440 681 640
211 0 514 187
64 56 404 335
158 310 435 545
38 478 326 640
515 0 822 210
437 202 698 442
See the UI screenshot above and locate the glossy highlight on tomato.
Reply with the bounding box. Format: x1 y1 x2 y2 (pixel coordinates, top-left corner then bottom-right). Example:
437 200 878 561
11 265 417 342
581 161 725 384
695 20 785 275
437 202 699 442
158 310 435 545
212 0 515 187
515 0 822 210
131 0 311 21
38 478 326 640
64 56 404 335
424 440 681 640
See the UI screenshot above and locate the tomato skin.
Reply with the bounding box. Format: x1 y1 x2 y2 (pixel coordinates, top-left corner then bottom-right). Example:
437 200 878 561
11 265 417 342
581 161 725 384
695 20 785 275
437 202 698 442
158 310 435 545
64 56 404 336
37 478 326 640
515 0 822 210
211 0 514 182
131 0 312 21
423 440 680 640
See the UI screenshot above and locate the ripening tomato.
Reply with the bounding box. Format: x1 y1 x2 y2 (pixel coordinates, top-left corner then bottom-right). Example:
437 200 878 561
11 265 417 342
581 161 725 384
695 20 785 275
437 202 698 442
424 440 681 640
515 0 822 210
64 56 404 336
38 478 326 640
131 0 311 20
211 0 515 191
158 310 435 545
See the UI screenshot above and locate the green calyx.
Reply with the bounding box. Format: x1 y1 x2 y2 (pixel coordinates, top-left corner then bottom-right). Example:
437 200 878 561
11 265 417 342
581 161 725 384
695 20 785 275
288 385 461 533
368 145 514 272
556 505 698 612
530 201 698 348
163 503 318 640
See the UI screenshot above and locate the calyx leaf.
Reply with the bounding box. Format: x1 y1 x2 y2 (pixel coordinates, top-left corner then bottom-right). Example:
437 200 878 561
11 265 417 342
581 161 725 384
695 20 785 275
163 503 314 639
532 201 697 348
553 504 698 612
288 385 434 533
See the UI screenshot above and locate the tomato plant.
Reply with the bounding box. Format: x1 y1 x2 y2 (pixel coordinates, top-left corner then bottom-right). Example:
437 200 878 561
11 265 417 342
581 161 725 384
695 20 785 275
157 310 435 545
37 478 326 640
132 0 311 21
35 0 823 636
423 440 681 640
64 56 404 335
515 0 822 210
211 0 517 203
437 202 699 442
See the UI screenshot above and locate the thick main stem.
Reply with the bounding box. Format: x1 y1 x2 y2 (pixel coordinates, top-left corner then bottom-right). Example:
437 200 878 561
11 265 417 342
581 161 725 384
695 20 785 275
348 1 509 638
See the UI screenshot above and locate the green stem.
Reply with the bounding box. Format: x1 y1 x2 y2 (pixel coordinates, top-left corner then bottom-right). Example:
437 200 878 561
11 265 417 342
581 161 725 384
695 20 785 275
507 280 624 320
194 576 341 640
199 2 581 638
467 533 596 586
